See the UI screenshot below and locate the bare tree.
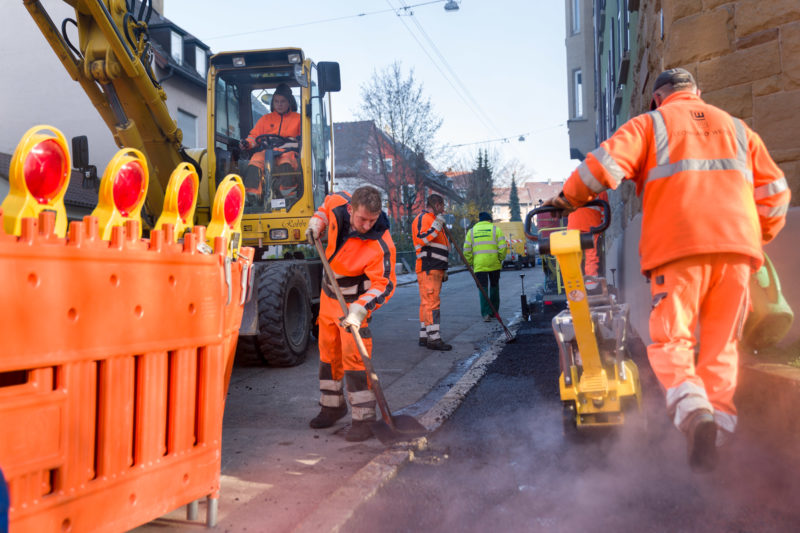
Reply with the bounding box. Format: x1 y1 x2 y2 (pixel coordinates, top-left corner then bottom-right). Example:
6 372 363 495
358 62 442 233
494 158 534 187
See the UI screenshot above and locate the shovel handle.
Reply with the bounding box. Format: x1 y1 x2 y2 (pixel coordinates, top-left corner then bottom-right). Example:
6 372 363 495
312 236 396 429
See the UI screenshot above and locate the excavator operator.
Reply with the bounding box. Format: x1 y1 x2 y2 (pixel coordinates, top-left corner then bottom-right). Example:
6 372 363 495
545 68 790 473
240 83 301 203
304 186 397 442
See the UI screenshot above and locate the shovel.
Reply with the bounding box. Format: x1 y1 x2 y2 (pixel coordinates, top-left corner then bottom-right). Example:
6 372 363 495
443 225 515 342
312 236 427 445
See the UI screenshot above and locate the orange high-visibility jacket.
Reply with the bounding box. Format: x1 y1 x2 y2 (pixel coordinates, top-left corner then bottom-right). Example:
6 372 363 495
245 111 301 168
311 192 396 312
562 92 790 272
412 210 450 273
567 190 609 233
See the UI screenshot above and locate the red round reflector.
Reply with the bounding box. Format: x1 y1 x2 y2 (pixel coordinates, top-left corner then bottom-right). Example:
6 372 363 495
23 139 67 204
224 186 243 225
113 160 145 216
177 175 196 220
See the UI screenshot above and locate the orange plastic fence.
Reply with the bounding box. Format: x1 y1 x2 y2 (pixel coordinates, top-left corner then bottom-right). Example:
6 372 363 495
0 210 253 532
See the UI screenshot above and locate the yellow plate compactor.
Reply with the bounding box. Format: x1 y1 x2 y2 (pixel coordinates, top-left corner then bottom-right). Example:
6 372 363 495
526 200 642 436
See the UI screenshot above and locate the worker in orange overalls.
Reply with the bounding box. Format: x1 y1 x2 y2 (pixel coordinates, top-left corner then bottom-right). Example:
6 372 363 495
545 68 790 472
412 193 452 351
567 190 609 277
240 83 301 200
305 186 397 442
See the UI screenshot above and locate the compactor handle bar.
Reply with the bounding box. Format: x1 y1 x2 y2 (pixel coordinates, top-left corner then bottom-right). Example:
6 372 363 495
524 199 611 256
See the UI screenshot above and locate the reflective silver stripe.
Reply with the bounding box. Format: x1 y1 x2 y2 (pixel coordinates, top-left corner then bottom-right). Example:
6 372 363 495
473 249 498 255
591 146 625 186
647 158 749 182
314 211 328 226
665 381 712 431
577 160 606 194
348 389 376 405
714 410 737 434
320 379 343 392
758 203 789 218
429 242 448 251
650 110 670 165
320 394 345 407
365 288 384 299
351 406 376 421
733 118 753 184
429 252 449 261
426 323 440 332
647 112 753 185
755 176 788 200
338 285 360 295
472 239 497 245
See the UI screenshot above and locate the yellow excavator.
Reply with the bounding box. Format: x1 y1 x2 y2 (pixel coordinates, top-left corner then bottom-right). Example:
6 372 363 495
24 0 341 366
526 200 642 437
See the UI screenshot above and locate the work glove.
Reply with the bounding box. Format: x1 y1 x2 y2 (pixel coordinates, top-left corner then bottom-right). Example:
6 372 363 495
341 303 367 330
431 214 446 231
239 138 251 151
305 217 325 244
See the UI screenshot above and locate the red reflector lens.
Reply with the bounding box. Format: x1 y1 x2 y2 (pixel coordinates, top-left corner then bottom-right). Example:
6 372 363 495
24 139 66 204
224 186 243 225
113 160 145 216
544 301 553 305
177 175 196 219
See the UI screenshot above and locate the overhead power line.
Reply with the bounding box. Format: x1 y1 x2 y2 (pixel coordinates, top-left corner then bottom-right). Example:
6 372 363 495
203 0 447 41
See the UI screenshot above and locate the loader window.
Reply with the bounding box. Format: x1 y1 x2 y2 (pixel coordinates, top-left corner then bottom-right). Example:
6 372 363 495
240 84 303 214
310 65 330 209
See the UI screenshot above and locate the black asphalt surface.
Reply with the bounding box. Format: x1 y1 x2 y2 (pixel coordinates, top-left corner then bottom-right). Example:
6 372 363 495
347 309 800 533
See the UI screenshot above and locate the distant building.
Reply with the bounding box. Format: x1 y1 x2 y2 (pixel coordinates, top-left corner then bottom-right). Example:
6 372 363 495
334 120 461 221
492 181 564 222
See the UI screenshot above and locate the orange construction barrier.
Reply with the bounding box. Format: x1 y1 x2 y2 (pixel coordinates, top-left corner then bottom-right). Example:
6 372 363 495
0 126 252 532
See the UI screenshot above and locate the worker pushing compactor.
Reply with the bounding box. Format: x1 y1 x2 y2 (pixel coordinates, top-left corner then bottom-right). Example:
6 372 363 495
305 187 397 442
545 68 790 472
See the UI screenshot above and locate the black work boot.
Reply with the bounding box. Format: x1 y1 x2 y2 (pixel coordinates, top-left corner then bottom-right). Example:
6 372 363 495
309 405 347 429
345 419 375 442
419 338 428 347
685 409 718 473
426 338 452 351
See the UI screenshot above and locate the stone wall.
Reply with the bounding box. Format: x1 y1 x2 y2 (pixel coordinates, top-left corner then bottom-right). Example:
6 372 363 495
628 0 800 210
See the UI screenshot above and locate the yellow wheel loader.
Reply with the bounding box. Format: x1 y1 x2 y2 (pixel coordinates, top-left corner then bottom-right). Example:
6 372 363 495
25 0 342 366
526 200 642 437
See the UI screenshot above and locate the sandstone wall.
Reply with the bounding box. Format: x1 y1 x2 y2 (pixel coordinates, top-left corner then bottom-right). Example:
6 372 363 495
628 0 800 208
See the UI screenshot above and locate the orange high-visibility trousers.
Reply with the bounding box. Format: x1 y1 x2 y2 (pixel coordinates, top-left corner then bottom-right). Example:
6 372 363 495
317 291 377 421
417 270 444 341
318 291 372 377
647 253 751 438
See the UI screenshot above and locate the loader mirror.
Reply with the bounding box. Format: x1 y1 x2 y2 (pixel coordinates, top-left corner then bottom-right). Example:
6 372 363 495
318 62 341 95
72 135 90 169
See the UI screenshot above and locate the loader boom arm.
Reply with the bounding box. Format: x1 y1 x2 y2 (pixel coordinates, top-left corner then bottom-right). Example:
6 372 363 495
24 0 189 216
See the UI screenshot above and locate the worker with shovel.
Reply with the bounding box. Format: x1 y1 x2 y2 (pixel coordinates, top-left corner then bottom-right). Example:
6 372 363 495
545 68 790 472
305 186 397 442
464 212 508 322
412 193 453 351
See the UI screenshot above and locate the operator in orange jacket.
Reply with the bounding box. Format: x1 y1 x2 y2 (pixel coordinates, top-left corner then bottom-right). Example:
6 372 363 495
545 68 790 472
412 193 452 351
567 190 608 277
304 186 397 442
240 83 301 200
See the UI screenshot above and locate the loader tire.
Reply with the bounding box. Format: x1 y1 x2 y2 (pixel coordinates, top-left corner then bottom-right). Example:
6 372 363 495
254 261 312 367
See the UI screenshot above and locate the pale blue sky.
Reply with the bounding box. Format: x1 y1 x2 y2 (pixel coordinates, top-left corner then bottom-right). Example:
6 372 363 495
164 0 576 183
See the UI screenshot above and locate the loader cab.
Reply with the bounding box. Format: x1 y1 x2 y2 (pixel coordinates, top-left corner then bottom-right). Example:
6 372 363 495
207 49 339 247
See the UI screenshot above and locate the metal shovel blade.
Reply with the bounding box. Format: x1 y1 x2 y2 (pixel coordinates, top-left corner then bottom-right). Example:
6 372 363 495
370 415 428 445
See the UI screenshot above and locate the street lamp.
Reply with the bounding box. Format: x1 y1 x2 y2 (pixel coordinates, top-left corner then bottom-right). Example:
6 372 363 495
444 0 460 12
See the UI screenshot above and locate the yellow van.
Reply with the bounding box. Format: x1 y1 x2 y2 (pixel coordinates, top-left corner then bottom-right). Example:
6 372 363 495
497 221 535 269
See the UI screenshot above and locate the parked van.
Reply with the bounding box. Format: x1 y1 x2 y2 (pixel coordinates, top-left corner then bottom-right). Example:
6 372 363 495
497 221 535 269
